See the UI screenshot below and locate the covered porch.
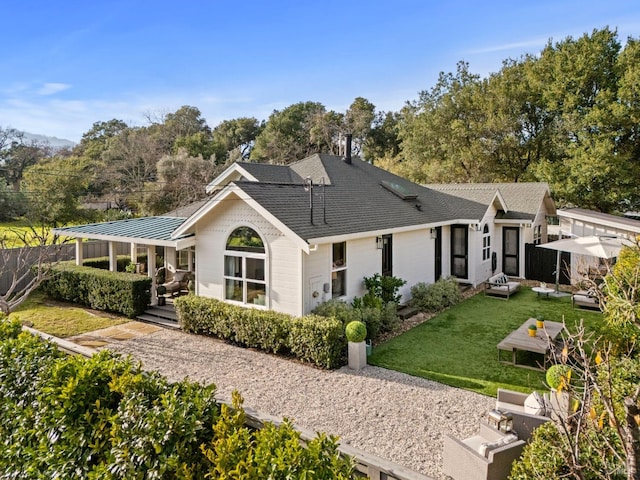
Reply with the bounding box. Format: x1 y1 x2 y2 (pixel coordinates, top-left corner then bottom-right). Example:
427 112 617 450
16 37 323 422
53 216 196 306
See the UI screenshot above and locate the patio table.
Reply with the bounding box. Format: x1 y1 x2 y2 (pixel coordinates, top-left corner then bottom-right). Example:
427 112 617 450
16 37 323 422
497 319 564 370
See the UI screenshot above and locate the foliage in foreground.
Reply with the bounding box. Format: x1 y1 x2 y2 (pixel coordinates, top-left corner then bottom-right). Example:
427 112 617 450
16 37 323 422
0 317 354 479
511 244 640 480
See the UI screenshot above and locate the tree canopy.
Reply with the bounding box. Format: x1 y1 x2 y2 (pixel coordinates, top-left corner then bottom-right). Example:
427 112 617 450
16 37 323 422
3 27 640 224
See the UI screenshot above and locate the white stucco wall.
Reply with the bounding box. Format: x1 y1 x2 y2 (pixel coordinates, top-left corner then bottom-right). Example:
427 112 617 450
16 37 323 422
194 197 302 316
392 229 434 302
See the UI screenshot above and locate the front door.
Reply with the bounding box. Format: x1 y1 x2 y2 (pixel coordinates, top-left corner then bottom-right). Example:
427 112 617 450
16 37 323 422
382 234 392 277
503 227 520 276
451 225 468 279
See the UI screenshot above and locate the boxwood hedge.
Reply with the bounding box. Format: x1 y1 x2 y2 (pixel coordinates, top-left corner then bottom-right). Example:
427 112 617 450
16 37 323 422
40 263 152 318
175 296 347 369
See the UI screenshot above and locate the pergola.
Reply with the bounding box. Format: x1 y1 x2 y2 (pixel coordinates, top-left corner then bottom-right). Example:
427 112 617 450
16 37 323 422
53 216 196 303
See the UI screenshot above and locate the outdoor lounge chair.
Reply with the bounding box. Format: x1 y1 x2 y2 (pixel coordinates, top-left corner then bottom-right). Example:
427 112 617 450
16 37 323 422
484 273 521 299
159 270 192 297
443 422 525 480
571 290 600 310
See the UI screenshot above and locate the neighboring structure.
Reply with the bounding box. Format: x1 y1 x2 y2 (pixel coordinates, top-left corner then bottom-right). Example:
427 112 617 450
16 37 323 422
555 207 640 281
558 208 640 240
54 153 556 317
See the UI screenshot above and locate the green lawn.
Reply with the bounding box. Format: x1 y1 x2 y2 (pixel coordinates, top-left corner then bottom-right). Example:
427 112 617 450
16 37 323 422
369 287 603 397
8 291 130 338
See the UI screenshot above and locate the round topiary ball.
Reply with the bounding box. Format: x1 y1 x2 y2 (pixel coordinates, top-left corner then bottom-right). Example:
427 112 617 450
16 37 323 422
546 364 571 390
345 321 367 343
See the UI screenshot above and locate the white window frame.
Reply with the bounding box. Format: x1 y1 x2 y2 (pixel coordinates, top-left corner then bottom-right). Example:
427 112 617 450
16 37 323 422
223 227 267 307
533 225 542 245
331 242 347 298
482 224 491 261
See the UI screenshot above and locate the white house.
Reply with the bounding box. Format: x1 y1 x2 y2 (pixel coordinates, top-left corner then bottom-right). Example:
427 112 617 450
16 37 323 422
54 153 556 317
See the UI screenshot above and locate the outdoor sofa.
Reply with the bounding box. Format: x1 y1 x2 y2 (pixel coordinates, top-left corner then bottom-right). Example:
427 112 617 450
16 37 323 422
484 273 521 299
443 422 525 480
494 388 553 441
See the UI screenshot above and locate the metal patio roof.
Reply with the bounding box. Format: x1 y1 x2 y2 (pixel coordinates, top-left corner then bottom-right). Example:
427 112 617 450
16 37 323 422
53 216 195 249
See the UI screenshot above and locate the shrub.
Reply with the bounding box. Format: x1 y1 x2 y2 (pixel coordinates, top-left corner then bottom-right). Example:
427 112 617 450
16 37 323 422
363 273 406 304
176 296 346 369
40 263 151 318
312 299 397 340
345 321 367 343
546 364 571 390
409 276 461 313
0 329 353 477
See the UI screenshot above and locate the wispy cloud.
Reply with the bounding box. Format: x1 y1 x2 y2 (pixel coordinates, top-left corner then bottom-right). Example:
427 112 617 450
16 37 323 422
36 83 72 96
467 37 549 55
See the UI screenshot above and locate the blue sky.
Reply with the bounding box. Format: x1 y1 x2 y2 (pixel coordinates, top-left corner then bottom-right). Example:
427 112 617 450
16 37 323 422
2 1 639 142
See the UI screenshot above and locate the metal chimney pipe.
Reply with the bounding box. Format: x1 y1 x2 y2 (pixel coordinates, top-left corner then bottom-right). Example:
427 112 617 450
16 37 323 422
344 133 352 164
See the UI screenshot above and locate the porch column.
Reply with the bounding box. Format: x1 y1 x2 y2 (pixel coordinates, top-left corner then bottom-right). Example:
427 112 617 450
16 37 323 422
108 241 117 272
187 249 194 272
147 245 157 305
75 238 84 266
130 242 138 264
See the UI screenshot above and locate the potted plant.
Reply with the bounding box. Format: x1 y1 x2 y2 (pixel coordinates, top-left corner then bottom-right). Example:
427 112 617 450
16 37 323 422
536 314 545 329
345 320 367 370
156 285 167 306
528 324 537 337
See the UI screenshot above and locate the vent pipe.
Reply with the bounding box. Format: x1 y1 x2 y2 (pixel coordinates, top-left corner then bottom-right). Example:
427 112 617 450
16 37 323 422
344 133 352 164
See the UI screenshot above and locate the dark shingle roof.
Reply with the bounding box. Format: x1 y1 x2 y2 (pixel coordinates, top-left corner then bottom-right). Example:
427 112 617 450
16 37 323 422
426 182 552 221
234 154 486 240
237 162 304 184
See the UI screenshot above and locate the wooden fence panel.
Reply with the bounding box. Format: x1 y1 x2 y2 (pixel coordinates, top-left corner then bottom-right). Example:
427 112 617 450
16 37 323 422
524 243 571 285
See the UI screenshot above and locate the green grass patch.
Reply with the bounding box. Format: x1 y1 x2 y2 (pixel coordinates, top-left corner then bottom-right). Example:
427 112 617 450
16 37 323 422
369 287 603 397
8 291 130 338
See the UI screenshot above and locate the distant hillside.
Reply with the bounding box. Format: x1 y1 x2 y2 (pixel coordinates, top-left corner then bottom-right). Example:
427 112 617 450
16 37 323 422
22 132 76 149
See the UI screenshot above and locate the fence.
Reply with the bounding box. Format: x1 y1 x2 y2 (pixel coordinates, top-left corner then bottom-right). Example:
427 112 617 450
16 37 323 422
0 241 130 296
524 243 571 285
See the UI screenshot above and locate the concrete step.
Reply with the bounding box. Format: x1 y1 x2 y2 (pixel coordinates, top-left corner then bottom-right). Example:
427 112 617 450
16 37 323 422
397 305 418 320
136 313 180 329
144 306 178 321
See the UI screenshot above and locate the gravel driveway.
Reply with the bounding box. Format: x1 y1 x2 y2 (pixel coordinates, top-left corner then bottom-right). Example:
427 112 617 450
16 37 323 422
107 327 494 479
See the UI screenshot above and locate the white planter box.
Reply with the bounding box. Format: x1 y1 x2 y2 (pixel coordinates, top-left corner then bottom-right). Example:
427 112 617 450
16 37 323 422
348 341 367 370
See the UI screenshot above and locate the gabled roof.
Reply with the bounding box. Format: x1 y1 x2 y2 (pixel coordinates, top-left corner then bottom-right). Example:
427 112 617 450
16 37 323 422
54 216 195 249
175 154 486 244
205 162 304 194
425 182 555 221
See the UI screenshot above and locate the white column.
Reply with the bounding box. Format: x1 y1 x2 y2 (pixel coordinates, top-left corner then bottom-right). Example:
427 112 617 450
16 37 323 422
187 249 194 272
130 242 138 264
147 245 157 305
108 241 117 272
75 238 84 266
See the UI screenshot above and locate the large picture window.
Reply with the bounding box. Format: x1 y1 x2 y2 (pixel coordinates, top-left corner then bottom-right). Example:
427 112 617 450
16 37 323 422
224 227 266 306
331 242 346 298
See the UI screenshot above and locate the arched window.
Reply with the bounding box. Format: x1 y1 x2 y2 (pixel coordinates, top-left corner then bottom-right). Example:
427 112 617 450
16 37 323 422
482 224 491 261
224 227 266 306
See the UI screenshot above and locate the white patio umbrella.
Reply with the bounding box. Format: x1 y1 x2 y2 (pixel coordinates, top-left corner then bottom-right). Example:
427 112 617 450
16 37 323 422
537 235 631 292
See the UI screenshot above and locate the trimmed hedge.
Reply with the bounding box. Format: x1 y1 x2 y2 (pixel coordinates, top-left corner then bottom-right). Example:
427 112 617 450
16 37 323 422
40 263 152 318
175 296 346 369
0 319 353 478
